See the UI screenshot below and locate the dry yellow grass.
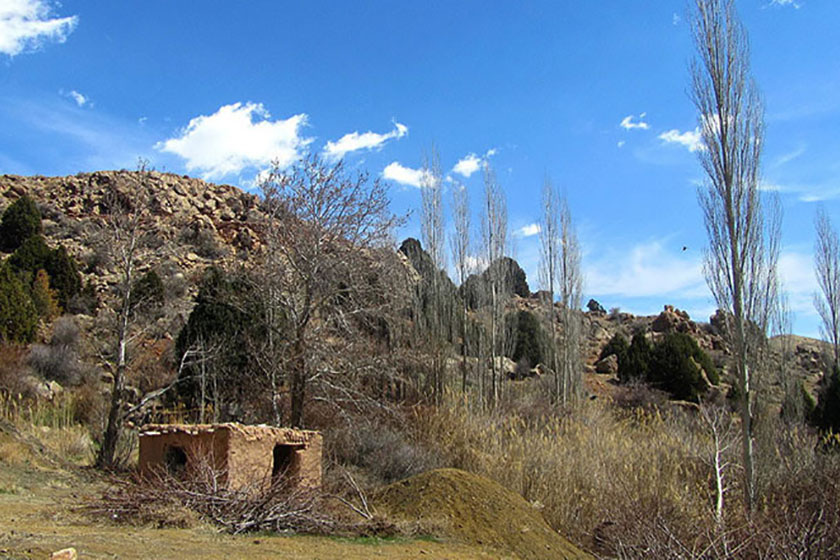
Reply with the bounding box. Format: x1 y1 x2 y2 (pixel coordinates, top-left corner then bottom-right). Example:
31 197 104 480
415 397 713 553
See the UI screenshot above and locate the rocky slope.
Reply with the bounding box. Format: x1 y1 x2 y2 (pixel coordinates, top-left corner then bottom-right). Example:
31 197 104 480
2 171 830 404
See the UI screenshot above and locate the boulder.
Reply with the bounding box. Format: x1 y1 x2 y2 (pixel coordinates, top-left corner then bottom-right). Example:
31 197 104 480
652 305 693 334
595 354 619 374
50 548 77 560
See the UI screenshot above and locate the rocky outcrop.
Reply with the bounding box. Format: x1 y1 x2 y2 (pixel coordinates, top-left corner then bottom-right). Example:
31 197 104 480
651 305 693 334
0 171 270 318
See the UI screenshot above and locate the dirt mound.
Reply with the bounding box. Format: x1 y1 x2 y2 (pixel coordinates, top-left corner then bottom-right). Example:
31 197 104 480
373 468 591 560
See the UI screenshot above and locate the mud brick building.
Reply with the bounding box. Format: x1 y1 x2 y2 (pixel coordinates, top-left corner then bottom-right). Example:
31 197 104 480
138 423 322 490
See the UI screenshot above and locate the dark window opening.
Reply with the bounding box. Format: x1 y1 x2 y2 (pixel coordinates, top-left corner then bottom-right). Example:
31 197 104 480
272 445 295 479
165 445 187 476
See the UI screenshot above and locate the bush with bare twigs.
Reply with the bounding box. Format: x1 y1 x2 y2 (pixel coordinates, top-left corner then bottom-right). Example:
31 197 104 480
84 462 397 537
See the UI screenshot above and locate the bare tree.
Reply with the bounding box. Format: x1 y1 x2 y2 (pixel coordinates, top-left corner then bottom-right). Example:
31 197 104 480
814 207 840 369
699 402 737 536
558 194 584 402
540 180 584 405
539 178 561 401
450 180 472 394
97 163 152 469
420 148 448 402
691 0 780 511
260 155 400 428
481 164 508 408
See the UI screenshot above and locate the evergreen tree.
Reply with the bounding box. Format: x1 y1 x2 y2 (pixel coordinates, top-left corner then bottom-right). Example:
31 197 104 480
600 333 629 363
8 236 81 310
0 264 38 343
0 195 41 252
507 310 544 368
814 365 840 433
46 245 81 309
649 332 717 402
619 333 652 382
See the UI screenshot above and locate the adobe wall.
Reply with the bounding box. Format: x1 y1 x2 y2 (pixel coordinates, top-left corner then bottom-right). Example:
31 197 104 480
227 426 322 490
138 423 322 492
138 427 229 482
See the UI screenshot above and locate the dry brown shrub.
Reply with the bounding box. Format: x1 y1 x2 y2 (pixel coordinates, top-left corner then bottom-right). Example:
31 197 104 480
0 344 31 397
85 460 398 537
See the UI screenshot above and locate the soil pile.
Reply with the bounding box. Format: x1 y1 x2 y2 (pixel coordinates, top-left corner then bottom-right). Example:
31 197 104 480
374 468 592 560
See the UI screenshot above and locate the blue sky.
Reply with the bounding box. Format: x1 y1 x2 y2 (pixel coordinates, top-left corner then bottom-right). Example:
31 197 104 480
1 0 838 337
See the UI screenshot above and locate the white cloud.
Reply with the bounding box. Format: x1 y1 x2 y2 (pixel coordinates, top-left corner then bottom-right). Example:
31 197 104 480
620 113 649 130
452 153 483 178
464 255 488 274
59 89 88 107
768 0 801 8
617 140 626 148
585 238 706 299
156 102 310 179
778 250 818 316
772 145 806 168
0 0 77 56
514 223 541 238
659 128 704 152
323 121 407 160
69 90 86 106
759 180 840 202
672 13 681 25
451 148 497 178
382 161 433 188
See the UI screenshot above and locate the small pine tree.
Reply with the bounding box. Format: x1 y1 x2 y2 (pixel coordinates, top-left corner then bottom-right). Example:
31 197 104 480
0 264 38 343
600 332 629 362
8 237 81 310
507 310 544 368
46 245 81 309
0 195 41 252
649 332 716 402
619 333 652 382
8 234 51 276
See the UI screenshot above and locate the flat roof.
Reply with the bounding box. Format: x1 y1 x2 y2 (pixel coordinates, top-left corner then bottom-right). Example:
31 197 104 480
139 422 319 443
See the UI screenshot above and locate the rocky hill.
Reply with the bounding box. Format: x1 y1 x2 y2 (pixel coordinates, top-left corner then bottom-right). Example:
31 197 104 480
1 171 830 405
1 171 269 336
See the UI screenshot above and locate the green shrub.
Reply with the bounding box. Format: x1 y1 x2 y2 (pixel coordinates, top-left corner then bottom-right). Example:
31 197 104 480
0 195 41 252
814 365 840 433
8 236 81 310
615 331 717 402
648 333 716 402
173 267 267 415
618 333 652 383
7 234 51 275
46 245 81 309
506 310 545 368
0 264 37 343
600 333 628 362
